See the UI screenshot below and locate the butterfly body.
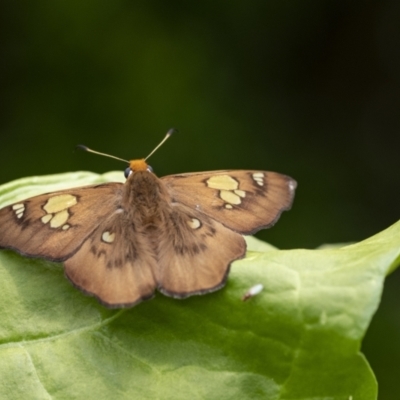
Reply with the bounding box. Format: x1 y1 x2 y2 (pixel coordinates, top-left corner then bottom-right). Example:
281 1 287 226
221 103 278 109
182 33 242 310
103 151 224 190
0 156 296 308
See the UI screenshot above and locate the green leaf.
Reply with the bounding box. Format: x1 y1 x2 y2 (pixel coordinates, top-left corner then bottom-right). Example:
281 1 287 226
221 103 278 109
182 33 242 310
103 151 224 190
0 172 399 399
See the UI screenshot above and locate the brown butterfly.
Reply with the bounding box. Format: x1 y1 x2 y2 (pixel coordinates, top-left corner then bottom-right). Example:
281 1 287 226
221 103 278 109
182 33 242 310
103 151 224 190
0 130 296 308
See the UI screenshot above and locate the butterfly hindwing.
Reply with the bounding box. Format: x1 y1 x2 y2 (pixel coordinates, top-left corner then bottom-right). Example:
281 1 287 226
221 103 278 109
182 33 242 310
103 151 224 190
156 202 246 297
0 183 123 260
64 211 158 308
65 198 245 306
162 170 296 235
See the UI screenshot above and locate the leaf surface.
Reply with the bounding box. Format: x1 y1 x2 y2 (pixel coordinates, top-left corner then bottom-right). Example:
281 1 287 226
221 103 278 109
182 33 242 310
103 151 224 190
1 172 399 399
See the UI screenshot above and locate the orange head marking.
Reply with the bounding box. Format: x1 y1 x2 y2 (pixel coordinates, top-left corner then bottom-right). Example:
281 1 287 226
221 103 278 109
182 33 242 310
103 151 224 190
129 159 148 172
77 129 174 175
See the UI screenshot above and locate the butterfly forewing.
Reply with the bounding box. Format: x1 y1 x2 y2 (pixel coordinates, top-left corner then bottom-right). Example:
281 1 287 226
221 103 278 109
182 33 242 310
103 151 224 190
162 170 296 235
0 183 123 260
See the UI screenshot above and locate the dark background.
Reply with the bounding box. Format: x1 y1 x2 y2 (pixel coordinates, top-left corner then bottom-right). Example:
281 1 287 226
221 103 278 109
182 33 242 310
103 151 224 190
1 1 399 397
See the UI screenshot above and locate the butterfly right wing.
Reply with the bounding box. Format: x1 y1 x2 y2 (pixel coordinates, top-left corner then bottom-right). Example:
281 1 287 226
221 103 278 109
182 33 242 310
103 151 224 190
162 170 296 235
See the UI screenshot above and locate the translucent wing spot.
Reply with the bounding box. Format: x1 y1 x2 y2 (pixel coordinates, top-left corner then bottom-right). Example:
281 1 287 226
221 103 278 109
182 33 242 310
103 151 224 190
41 214 52 224
12 203 25 219
206 175 239 190
234 189 246 198
43 194 77 213
41 211 70 229
40 194 77 229
187 218 201 230
205 175 246 209
220 190 241 205
50 210 69 228
252 172 264 186
41 210 70 229
102 231 115 243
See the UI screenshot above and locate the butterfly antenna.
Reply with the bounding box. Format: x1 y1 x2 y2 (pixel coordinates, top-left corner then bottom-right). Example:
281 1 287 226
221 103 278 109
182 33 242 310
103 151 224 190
145 128 176 161
76 145 129 163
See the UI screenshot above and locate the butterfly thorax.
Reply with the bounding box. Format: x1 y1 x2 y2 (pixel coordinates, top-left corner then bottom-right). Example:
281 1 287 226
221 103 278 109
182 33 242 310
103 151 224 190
123 170 170 224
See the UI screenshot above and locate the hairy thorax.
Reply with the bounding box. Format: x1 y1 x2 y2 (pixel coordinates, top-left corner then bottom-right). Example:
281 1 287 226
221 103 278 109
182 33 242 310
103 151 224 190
122 171 171 226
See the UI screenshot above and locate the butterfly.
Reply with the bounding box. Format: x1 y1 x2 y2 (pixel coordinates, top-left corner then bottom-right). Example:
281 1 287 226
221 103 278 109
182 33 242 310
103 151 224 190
0 130 296 308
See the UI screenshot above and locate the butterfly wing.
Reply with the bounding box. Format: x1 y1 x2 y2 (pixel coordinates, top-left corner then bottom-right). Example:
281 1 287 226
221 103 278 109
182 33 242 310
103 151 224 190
0 182 158 307
162 170 296 235
155 202 246 297
0 183 123 260
64 211 158 308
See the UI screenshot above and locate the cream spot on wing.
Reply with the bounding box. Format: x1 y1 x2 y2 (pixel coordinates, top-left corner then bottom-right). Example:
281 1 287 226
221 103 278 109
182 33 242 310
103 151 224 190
234 189 246 198
225 204 233 209
102 231 115 243
12 203 25 218
206 175 239 191
43 194 77 214
220 190 241 205
50 210 69 228
16 210 24 219
40 194 77 229
252 173 264 186
41 214 53 224
187 218 201 229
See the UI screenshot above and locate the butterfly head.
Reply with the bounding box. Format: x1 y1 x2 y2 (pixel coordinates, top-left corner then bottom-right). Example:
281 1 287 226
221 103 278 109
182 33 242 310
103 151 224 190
123 129 175 178
78 128 174 179
125 159 153 178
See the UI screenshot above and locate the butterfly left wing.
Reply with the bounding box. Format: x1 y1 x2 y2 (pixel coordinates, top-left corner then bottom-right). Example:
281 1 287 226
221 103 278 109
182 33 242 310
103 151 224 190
64 211 158 308
0 183 123 260
162 170 296 235
0 182 159 307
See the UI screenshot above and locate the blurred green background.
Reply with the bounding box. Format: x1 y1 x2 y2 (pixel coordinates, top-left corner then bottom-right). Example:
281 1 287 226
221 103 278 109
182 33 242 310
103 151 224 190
1 1 399 397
